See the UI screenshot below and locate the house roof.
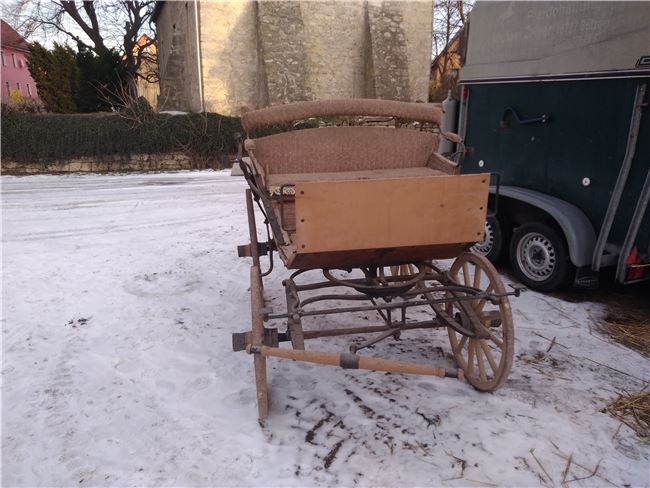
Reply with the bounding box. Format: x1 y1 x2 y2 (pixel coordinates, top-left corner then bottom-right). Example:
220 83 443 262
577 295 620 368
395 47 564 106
1 19 29 52
431 26 465 70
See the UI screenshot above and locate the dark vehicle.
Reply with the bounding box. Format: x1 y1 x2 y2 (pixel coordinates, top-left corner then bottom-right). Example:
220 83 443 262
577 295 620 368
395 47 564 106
450 1 650 291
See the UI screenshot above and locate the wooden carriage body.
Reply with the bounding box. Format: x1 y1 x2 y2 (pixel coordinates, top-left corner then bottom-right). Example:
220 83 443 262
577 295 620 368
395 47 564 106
240 99 491 269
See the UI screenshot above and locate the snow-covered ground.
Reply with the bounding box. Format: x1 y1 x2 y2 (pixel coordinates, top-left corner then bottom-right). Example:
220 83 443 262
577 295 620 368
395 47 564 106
2 171 648 487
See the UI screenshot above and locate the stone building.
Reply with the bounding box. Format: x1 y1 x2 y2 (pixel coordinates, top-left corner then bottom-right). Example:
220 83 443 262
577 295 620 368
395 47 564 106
152 1 433 115
133 34 160 109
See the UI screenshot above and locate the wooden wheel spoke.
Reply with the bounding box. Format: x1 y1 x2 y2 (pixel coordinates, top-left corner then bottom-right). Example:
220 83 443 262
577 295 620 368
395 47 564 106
475 284 494 312
462 262 471 286
486 330 504 349
454 334 468 355
475 345 488 382
479 340 499 374
467 339 476 372
478 310 502 325
473 265 482 289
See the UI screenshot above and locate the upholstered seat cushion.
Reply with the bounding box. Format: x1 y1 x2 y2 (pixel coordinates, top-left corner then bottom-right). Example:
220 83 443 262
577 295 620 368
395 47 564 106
252 126 439 176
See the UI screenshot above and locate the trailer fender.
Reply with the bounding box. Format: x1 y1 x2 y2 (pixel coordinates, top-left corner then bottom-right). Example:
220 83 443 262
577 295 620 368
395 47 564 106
492 186 597 267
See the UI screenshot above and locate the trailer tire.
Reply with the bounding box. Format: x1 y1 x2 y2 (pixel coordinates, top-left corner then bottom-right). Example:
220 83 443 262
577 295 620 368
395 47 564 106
509 222 574 292
473 215 508 263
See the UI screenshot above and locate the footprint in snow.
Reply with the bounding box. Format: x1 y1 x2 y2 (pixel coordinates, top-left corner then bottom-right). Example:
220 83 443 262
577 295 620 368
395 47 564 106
123 271 201 298
182 376 211 399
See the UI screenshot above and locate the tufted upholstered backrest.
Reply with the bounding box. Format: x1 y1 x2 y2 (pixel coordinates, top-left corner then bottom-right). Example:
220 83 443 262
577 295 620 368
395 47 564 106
251 126 439 175
243 99 443 176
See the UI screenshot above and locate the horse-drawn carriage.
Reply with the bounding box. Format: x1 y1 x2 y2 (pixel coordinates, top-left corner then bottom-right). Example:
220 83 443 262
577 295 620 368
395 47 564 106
232 99 520 419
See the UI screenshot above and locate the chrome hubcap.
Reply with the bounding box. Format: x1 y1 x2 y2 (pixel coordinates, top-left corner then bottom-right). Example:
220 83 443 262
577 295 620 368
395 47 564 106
473 220 494 255
516 232 556 281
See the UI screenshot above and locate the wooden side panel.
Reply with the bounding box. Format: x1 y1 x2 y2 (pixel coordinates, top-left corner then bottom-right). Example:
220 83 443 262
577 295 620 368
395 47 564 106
283 243 470 269
294 175 490 254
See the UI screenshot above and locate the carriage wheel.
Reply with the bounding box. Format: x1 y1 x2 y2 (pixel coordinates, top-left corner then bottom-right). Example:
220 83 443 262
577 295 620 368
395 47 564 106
446 252 514 391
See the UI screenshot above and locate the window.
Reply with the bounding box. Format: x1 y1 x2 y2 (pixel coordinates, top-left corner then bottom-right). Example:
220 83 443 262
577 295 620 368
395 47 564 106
11 53 16 67
1 51 5 66
5 82 10 96
27 84 32 97
16 82 20 94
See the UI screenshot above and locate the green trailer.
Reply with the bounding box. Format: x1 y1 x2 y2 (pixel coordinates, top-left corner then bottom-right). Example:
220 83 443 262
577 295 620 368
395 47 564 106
453 1 650 291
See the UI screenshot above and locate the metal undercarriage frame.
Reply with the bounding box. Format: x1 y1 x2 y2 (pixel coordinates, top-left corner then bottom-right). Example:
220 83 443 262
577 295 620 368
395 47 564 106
233 260 522 361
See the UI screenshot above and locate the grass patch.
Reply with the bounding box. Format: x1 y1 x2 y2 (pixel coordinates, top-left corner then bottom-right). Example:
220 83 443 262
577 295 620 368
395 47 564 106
599 311 650 357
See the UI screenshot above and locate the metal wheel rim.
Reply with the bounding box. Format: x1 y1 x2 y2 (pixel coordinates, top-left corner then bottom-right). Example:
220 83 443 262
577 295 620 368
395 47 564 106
472 220 494 255
516 231 556 281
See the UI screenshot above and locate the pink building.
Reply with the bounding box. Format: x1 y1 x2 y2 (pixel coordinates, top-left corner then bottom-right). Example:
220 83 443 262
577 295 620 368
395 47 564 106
1 20 39 102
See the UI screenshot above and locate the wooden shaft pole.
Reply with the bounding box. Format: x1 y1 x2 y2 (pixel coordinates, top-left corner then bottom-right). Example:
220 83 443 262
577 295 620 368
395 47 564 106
357 355 446 377
254 345 463 380
256 345 341 367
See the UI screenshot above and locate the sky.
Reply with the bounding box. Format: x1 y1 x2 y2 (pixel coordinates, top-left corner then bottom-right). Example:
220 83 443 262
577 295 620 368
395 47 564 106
1 0 153 53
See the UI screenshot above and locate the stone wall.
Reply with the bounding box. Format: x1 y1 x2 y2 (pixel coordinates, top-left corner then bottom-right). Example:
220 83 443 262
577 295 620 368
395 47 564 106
300 1 368 100
1 153 193 175
156 1 202 112
198 2 261 114
156 1 433 115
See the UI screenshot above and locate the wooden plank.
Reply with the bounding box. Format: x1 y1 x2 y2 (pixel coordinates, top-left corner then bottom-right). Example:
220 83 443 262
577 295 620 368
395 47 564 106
283 243 469 269
294 174 489 254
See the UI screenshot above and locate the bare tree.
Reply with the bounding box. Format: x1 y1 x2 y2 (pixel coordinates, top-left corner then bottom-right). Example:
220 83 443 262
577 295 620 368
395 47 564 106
429 0 473 101
432 0 473 59
5 1 156 93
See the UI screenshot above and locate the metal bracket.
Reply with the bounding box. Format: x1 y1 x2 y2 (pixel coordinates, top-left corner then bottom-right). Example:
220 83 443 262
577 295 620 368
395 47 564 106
237 241 274 258
232 332 248 352
232 327 282 352
340 353 360 369
509 283 527 297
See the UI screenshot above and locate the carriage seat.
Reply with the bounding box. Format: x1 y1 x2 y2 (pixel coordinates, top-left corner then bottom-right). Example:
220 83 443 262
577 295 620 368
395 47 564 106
244 124 458 192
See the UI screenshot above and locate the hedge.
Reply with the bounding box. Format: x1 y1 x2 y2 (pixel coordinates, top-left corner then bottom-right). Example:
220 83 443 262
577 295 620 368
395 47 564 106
1 111 243 164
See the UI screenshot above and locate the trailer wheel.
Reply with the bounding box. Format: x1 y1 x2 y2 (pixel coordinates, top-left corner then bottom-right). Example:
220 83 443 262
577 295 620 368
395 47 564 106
509 222 574 292
472 215 507 262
